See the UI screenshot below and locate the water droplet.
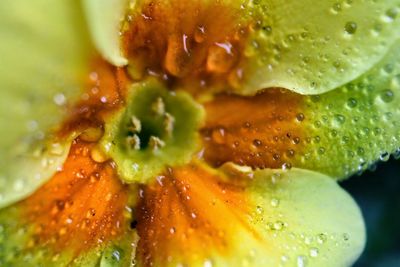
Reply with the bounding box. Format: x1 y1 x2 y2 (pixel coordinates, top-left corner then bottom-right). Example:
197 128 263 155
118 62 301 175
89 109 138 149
256 205 264 214
53 93 66 106
379 151 390 161
112 250 121 262
273 221 284 230
309 248 319 257
380 89 394 103
90 147 109 163
347 98 357 108
317 233 327 244
394 148 400 160
296 113 305 122
331 2 342 13
343 233 350 241
385 8 398 22
270 198 280 207
282 162 292 170
334 114 346 125
297 255 307 267
253 139 262 147
212 127 226 144
204 259 213 267
262 25 272 35
344 21 357 34
281 255 289 262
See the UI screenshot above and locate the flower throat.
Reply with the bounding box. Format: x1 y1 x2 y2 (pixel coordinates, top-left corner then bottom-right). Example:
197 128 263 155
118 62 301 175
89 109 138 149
121 0 251 94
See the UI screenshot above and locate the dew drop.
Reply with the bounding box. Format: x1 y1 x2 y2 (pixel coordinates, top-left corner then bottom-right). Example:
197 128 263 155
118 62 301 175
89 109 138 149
346 98 357 108
379 151 390 162
256 205 264 215
273 221 284 231
334 114 346 125
212 127 226 144
204 259 213 267
317 233 327 244
112 250 121 262
253 139 262 147
297 255 307 267
281 255 289 262
309 248 319 258
296 113 305 122
385 8 398 22
270 198 280 207
394 148 400 160
343 233 350 241
53 93 66 106
380 89 394 103
344 21 357 34
282 162 292 170
331 2 342 13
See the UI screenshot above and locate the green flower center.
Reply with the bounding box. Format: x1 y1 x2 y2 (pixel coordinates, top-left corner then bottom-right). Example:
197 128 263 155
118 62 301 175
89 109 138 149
99 79 204 183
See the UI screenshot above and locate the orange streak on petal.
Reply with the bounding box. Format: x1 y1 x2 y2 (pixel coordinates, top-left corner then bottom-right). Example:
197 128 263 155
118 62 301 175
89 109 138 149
22 140 128 255
59 57 129 137
136 163 259 266
121 0 250 94
201 88 306 169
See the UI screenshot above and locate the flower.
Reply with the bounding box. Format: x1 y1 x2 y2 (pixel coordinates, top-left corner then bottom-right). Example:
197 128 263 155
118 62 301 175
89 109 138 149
0 0 399 266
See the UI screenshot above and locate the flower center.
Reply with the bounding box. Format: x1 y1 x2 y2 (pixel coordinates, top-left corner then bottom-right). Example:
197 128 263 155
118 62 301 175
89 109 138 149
99 79 204 183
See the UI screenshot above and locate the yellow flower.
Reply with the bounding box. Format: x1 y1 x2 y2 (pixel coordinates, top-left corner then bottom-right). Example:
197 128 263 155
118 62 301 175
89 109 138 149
0 0 399 266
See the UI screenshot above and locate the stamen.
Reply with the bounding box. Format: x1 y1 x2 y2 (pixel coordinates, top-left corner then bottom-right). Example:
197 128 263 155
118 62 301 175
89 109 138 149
128 115 142 133
149 136 165 151
127 134 141 150
152 97 166 115
163 112 175 136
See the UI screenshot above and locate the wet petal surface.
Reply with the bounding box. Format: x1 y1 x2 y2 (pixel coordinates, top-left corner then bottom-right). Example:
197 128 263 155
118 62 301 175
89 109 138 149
0 0 92 207
0 141 134 266
202 40 400 179
135 163 365 266
117 0 400 95
240 0 400 95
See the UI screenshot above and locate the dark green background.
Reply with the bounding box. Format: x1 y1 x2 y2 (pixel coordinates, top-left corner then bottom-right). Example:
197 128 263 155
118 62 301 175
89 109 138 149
342 158 400 267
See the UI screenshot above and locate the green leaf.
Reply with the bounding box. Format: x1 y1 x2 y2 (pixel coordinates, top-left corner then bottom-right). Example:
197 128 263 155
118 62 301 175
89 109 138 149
238 0 400 95
134 163 365 266
0 0 92 207
82 0 129 66
100 79 204 183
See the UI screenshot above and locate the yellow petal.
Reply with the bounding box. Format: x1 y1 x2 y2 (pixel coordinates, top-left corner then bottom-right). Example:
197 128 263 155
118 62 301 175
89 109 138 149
134 163 365 266
0 0 92 207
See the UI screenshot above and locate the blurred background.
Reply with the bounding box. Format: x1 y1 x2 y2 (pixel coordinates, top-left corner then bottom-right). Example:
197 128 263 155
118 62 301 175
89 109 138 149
342 158 400 267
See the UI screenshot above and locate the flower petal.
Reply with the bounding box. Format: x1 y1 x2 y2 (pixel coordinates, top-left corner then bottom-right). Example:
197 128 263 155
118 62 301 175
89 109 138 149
135 163 365 266
0 141 134 265
238 0 400 95
82 0 129 66
0 0 92 207
118 0 399 95
202 39 400 179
